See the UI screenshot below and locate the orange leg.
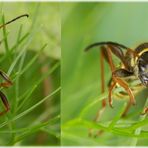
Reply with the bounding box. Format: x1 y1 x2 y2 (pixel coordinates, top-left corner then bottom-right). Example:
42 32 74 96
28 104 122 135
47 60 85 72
0 70 12 87
94 47 107 120
0 91 10 115
89 47 107 137
105 47 136 118
89 45 135 137
0 70 12 115
105 46 136 105
93 48 107 122
108 81 116 108
121 101 132 117
89 45 117 137
112 76 136 106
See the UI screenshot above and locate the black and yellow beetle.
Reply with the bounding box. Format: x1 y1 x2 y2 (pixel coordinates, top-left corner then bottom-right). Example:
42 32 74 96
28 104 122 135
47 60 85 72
85 41 148 117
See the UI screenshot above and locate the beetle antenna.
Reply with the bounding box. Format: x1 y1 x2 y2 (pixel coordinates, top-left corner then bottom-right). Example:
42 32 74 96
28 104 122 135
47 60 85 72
0 14 29 29
84 41 129 51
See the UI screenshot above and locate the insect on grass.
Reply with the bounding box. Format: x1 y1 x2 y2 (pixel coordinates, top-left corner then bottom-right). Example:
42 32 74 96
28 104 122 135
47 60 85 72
85 41 148 137
0 14 29 116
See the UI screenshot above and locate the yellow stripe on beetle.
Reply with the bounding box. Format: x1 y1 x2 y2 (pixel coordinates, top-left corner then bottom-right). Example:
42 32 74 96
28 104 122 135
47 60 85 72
134 48 148 65
138 48 148 56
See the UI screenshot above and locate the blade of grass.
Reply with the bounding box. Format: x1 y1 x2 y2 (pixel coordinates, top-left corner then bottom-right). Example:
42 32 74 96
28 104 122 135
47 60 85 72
1 14 15 144
120 118 148 130
63 118 148 138
13 24 23 56
2 14 9 53
16 61 60 111
13 43 47 80
0 86 61 129
7 27 41 76
7 115 60 145
79 91 108 118
16 25 23 44
130 98 148 146
79 86 130 119
7 4 41 76
0 115 60 134
11 32 29 53
0 31 9 44
0 31 29 64
0 31 9 62
109 103 127 129
11 50 27 145
13 51 26 114
41 128 60 139
13 24 27 115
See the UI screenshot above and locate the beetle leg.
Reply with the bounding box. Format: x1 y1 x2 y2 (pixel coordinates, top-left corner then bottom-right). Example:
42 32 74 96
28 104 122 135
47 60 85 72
108 81 116 108
105 47 136 117
105 45 135 106
89 48 107 137
121 101 132 117
103 47 136 112
0 90 10 115
89 45 118 137
86 44 135 137
113 75 136 105
0 70 12 88
0 70 12 116
100 47 106 114
93 45 116 121
110 69 135 117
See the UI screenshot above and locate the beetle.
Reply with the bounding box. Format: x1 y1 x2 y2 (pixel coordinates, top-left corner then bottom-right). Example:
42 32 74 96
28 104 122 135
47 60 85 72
0 14 29 116
85 41 148 121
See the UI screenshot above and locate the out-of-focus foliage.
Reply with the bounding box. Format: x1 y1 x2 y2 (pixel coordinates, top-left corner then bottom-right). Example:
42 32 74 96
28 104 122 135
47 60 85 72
0 2 61 59
0 2 60 146
61 3 148 146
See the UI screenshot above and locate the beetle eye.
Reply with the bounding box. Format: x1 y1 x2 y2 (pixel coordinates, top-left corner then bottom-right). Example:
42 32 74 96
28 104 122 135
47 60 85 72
138 53 148 87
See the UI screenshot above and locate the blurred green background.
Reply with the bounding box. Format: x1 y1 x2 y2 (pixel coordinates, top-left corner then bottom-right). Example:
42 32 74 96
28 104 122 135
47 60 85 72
0 2 60 146
61 3 148 146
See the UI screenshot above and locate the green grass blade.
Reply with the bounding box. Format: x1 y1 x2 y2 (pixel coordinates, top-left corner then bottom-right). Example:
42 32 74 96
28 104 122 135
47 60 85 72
10 32 29 53
130 98 148 146
17 62 60 111
109 103 127 129
79 92 108 118
7 115 60 145
0 115 60 134
2 14 9 53
15 43 47 78
0 87 61 129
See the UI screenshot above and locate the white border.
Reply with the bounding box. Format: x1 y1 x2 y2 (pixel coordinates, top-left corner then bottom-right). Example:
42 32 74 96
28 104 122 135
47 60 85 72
0 0 148 2
0 146 144 147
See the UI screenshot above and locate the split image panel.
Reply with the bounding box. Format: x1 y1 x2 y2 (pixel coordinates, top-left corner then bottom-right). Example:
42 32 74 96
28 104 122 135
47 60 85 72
0 2 147 146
